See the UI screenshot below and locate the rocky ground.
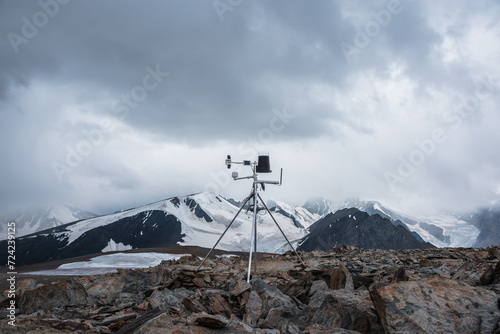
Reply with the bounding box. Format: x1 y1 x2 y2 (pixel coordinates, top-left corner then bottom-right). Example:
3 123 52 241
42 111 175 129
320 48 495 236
1 246 500 333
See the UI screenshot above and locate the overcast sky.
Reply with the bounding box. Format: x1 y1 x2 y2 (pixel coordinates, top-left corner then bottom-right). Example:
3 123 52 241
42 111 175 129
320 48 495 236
1 0 499 215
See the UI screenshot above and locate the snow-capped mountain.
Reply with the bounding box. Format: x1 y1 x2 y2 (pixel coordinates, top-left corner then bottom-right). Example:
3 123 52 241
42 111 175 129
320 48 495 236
303 197 481 248
1 192 319 267
0 205 97 240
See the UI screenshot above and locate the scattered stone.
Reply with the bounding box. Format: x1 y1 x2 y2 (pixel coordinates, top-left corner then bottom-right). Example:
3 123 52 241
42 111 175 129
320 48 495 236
452 261 473 281
100 311 136 325
147 287 182 312
252 278 298 317
353 275 374 289
192 277 208 288
480 265 495 285
419 258 438 268
206 293 232 318
244 290 262 325
37 318 92 331
392 266 408 282
304 324 363 334
309 280 328 297
189 312 228 329
130 311 173 334
182 297 207 313
330 261 354 291
494 261 500 284
280 273 312 303
231 280 251 296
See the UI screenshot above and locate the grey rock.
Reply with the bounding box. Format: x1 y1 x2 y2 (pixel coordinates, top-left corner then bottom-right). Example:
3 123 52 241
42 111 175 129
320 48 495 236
147 288 182 311
330 261 354 291
133 312 173 334
231 281 251 296
244 290 262 325
308 289 383 334
188 312 229 329
252 278 298 316
392 267 408 282
494 261 500 284
183 297 207 313
100 311 136 325
309 280 329 297
370 276 500 334
480 264 494 285
19 279 89 314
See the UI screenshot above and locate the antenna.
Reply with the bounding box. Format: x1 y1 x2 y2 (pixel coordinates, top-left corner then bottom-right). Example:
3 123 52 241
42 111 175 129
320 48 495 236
197 153 305 283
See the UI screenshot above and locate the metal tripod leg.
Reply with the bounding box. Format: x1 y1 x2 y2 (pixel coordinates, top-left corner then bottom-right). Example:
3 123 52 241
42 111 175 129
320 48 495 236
247 185 258 283
257 193 306 267
196 193 254 272
253 188 258 275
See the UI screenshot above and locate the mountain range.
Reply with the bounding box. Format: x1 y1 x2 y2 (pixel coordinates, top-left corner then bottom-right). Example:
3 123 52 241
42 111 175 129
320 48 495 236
1 193 319 266
303 197 483 248
1 192 498 267
0 205 97 240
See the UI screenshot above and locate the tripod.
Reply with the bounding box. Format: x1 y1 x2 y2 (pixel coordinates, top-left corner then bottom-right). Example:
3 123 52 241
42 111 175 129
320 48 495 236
196 158 305 283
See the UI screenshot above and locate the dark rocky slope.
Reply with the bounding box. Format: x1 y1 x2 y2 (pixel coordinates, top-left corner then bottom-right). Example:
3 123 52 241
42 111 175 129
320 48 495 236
1 210 184 266
298 208 434 252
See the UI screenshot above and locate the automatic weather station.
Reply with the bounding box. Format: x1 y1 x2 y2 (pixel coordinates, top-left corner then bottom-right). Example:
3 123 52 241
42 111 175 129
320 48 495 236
197 153 305 283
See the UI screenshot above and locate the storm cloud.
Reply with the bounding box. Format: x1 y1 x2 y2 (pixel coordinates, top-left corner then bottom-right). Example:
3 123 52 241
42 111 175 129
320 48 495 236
1 0 499 215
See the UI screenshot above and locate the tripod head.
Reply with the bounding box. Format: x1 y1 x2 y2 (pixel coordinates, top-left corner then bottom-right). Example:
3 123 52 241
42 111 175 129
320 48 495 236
225 153 283 190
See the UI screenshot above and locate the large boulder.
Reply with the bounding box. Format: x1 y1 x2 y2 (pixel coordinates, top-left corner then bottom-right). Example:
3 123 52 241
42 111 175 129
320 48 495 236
251 278 298 316
85 269 158 305
250 278 300 329
370 276 500 334
19 279 89 314
308 289 384 334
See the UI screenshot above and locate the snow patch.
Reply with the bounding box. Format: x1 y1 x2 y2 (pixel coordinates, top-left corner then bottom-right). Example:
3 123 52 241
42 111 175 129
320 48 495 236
101 239 133 252
23 252 189 276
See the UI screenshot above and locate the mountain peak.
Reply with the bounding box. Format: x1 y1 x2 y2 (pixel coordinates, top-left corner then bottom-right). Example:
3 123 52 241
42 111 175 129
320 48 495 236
298 208 434 251
303 196 336 216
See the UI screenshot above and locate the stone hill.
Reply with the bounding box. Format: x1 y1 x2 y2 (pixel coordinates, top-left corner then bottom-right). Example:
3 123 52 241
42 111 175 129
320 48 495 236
1 246 500 333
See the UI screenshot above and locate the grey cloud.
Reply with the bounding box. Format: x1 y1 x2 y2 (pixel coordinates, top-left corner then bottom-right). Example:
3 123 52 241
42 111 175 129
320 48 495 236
1 0 499 214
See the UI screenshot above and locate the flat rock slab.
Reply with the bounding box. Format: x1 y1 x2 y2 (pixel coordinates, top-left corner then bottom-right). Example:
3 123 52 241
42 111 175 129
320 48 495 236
188 312 229 329
370 276 500 334
101 311 137 325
